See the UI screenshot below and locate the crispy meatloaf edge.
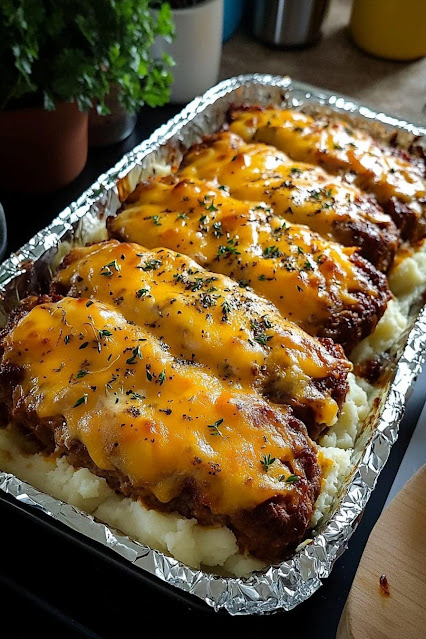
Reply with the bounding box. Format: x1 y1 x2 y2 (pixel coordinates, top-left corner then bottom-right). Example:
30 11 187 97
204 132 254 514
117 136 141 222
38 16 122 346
329 205 399 273
264 337 350 442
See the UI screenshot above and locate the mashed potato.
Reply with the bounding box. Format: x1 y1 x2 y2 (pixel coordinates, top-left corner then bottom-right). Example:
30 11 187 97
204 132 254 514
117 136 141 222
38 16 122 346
0 425 350 576
388 241 426 312
350 299 408 364
1 218 425 576
319 374 371 450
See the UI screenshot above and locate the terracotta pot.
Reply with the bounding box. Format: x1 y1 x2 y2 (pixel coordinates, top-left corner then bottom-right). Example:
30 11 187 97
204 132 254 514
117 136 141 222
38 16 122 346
0 102 88 193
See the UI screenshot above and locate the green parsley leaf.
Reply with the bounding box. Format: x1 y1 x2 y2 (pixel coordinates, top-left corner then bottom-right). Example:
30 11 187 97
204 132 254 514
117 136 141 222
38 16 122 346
73 394 88 408
260 453 276 473
208 418 224 436
126 346 142 365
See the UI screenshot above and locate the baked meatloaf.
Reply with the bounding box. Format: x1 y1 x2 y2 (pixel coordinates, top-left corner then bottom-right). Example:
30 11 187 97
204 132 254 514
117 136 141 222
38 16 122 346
52 240 351 439
109 175 391 353
178 131 400 273
228 105 426 244
0 295 322 563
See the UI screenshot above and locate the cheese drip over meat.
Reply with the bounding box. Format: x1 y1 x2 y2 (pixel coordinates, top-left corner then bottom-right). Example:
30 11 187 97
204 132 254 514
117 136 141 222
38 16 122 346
228 106 426 243
178 131 399 273
52 240 351 437
0 296 321 561
109 176 390 353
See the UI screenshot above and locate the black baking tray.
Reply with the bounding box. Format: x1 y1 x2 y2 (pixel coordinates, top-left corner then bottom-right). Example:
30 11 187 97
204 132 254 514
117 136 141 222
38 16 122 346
1 102 425 635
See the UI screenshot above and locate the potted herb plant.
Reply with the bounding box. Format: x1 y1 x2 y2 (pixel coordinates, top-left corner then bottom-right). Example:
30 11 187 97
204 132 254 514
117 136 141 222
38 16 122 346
0 0 174 193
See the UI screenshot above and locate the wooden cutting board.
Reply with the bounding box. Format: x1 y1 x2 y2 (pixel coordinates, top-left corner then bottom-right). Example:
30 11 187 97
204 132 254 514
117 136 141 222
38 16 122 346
337 465 426 639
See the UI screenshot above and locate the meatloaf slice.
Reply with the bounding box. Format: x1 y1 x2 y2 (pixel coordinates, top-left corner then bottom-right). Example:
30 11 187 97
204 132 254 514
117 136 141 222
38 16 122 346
228 105 426 245
178 131 399 273
109 175 391 353
52 239 351 438
0 295 322 563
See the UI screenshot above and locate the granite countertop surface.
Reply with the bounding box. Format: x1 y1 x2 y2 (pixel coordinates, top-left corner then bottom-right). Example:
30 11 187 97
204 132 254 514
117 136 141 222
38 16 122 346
219 0 426 125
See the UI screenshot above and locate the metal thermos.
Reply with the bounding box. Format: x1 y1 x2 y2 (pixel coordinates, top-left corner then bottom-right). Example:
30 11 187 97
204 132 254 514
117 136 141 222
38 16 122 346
253 0 331 48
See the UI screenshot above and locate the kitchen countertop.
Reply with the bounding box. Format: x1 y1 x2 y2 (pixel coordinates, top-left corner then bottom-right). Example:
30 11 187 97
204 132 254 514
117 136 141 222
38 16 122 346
220 0 426 124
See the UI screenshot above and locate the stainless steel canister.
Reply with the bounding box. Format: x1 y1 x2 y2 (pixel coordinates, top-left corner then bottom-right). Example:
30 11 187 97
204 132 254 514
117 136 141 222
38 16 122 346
253 0 331 48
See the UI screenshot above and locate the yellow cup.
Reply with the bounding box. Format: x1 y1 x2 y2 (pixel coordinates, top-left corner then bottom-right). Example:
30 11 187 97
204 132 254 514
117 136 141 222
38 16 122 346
350 0 426 61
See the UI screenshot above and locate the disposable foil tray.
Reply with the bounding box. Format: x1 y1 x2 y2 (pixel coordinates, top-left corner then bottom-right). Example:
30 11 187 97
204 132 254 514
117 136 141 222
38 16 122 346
0 74 425 615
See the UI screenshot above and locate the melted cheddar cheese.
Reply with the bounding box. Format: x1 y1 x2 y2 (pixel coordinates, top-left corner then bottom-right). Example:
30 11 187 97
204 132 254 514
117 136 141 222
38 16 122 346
2 297 314 515
53 240 351 429
110 177 382 338
179 131 394 244
229 107 426 216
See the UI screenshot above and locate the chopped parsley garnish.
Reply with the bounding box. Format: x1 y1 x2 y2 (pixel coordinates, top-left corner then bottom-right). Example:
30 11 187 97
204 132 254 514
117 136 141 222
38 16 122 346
254 333 273 347
149 215 162 226
76 370 89 379
217 239 240 258
100 260 121 277
130 392 145 400
212 221 223 237
263 245 281 259
158 370 166 385
98 329 112 338
251 317 273 347
221 300 231 320
208 418 224 437
136 288 149 298
140 258 162 271
189 278 204 292
73 394 88 408
206 201 218 212
126 345 142 365
260 453 276 473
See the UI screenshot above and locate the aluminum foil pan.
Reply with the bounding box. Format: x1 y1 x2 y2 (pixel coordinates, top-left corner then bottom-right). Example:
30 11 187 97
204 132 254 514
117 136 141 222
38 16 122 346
1 74 425 615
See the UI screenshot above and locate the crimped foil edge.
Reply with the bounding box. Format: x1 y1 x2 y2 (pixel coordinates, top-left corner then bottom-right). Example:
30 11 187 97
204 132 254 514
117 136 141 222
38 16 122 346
0 74 425 615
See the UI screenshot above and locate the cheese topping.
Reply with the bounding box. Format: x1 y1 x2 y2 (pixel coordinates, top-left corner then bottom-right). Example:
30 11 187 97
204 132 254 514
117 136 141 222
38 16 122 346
53 240 352 428
179 131 393 241
2 297 313 515
110 176 380 336
229 107 426 209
